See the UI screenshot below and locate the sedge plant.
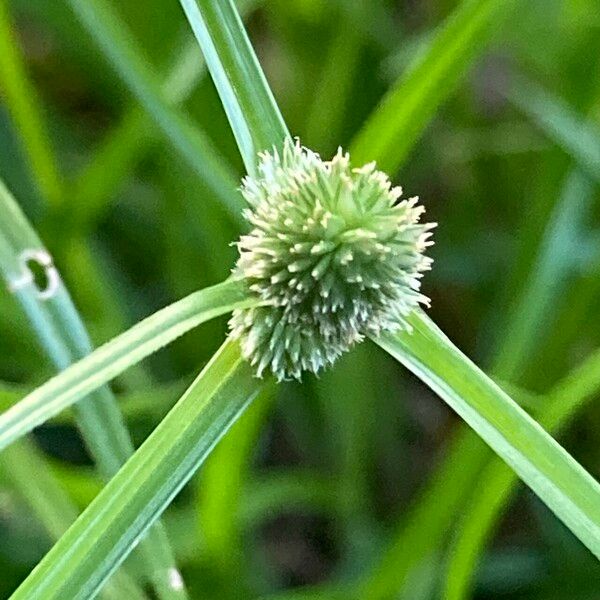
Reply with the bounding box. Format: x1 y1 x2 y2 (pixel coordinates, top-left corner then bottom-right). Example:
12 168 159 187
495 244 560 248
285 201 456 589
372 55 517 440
1 0 600 599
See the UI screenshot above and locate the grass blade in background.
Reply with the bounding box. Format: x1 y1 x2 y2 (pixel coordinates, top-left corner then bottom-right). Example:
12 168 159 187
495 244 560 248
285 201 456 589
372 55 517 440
506 75 600 181
376 312 600 560
0 276 257 451
350 0 516 174
0 0 62 207
0 437 146 600
178 0 289 172
9 341 262 600
358 428 489 600
0 180 186 600
66 40 205 234
492 169 593 381
1 440 77 544
66 0 244 223
314 345 380 569
304 1 366 152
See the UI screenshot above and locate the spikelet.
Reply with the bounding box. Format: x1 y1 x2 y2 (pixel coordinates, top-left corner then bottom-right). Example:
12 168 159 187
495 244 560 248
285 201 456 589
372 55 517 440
229 138 435 381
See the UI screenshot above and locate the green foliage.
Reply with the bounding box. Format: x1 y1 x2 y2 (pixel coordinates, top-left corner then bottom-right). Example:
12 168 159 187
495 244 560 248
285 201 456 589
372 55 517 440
10 342 261 600
179 0 289 171
350 0 517 173
0 0 62 207
1 0 600 599
65 0 244 224
379 313 600 559
0 277 258 451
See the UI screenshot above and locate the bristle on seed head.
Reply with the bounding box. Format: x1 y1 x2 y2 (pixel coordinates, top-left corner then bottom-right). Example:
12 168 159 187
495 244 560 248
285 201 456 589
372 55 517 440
229 138 435 381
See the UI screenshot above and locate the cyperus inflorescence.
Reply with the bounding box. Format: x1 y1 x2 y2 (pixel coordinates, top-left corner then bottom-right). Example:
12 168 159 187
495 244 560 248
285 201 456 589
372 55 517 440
229 139 435 381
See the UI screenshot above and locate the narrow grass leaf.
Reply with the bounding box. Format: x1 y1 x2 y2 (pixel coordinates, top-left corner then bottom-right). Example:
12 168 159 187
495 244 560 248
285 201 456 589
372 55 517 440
0 0 63 207
507 75 600 180
376 311 600 560
492 170 594 381
178 0 290 172
240 470 338 527
0 440 79 542
0 277 257 452
66 0 244 223
443 345 600 600
358 427 488 600
10 340 262 600
0 4 161 388
1 446 148 600
350 0 516 173
304 2 366 151
66 40 203 233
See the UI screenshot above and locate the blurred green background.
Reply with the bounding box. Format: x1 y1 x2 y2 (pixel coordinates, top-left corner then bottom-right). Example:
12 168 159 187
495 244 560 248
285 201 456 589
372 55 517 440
1 0 600 598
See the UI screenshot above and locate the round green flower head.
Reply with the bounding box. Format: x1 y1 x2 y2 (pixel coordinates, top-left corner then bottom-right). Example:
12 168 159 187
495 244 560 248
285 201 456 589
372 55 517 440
229 139 435 381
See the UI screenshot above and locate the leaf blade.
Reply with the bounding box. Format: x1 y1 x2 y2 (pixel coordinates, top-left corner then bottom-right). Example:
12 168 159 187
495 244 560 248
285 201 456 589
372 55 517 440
67 0 244 223
376 312 600 560
443 345 600 600
0 0 63 207
350 0 515 173
178 0 289 172
9 341 262 600
0 277 256 452
506 75 600 180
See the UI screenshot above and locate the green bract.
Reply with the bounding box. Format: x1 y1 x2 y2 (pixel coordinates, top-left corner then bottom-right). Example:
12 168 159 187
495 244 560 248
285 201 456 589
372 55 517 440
229 139 435 380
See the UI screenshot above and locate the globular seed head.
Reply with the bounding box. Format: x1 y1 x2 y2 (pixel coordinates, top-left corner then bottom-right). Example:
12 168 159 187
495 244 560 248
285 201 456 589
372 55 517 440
229 138 435 381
